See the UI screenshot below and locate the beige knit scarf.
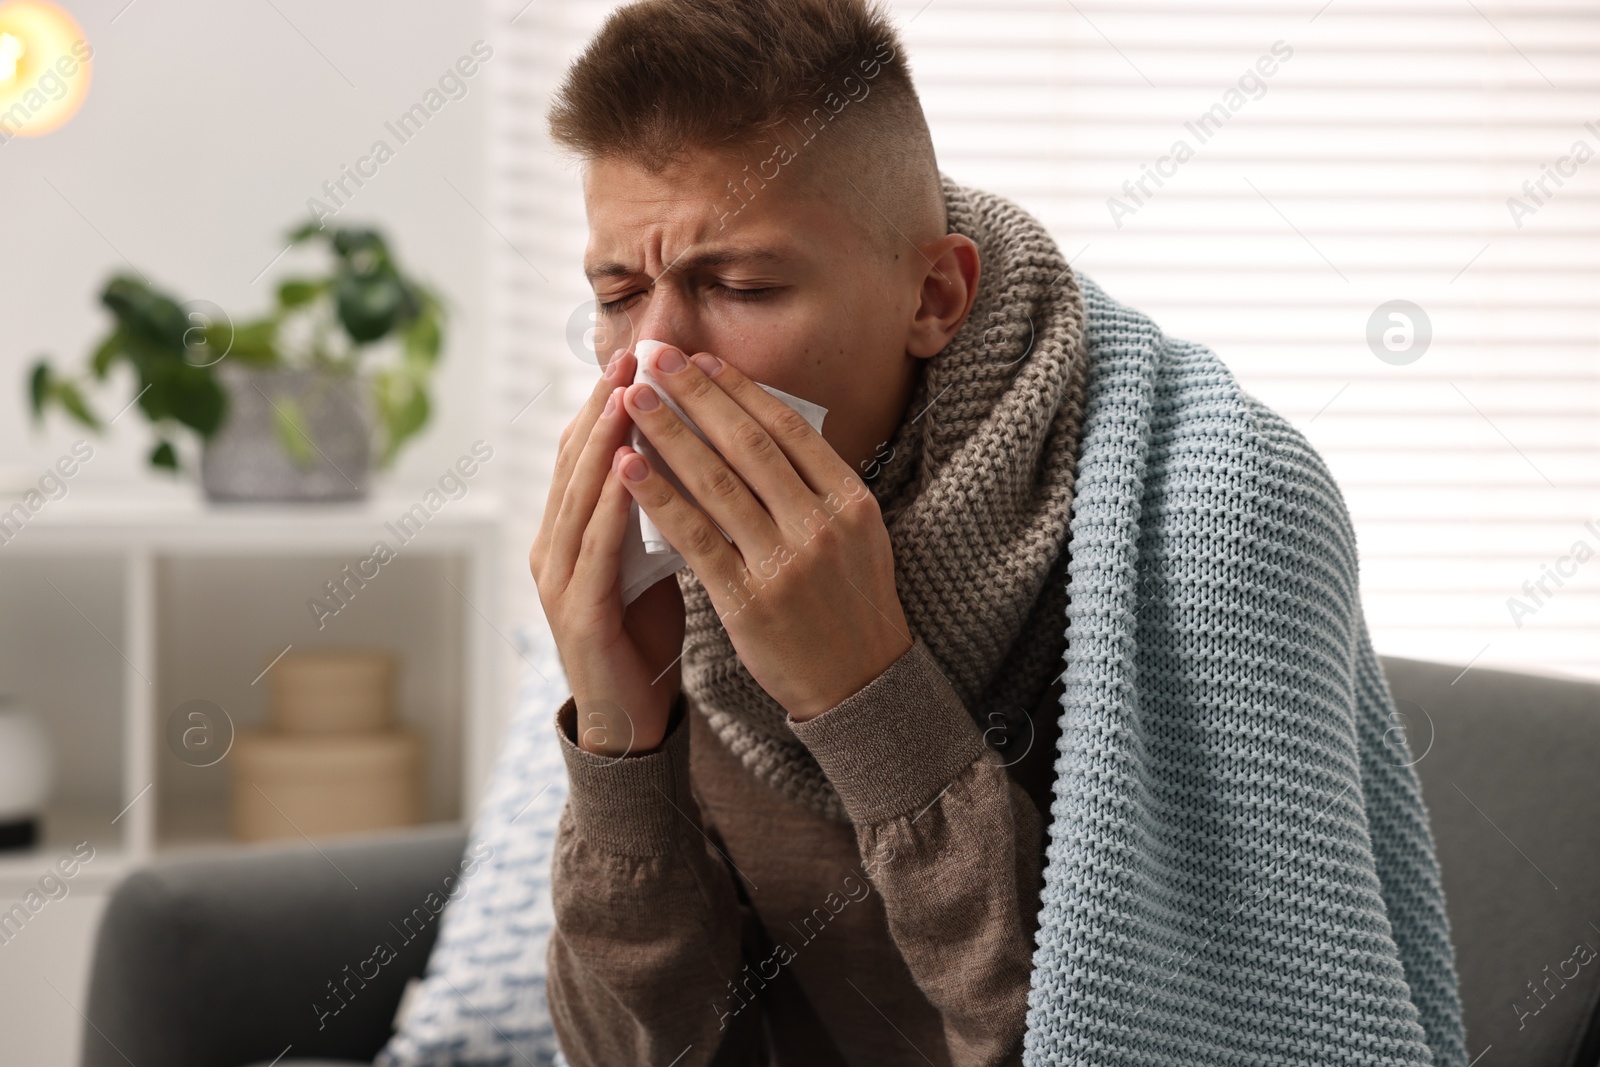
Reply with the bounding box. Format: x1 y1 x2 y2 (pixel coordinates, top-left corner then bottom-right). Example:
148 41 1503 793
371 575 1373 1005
677 173 1091 822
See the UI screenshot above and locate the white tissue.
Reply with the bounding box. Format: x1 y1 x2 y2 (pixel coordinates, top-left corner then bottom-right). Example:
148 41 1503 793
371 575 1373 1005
619 339 828 606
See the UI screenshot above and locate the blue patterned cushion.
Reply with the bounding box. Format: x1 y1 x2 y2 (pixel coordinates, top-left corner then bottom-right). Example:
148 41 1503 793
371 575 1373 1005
376 624 569 1067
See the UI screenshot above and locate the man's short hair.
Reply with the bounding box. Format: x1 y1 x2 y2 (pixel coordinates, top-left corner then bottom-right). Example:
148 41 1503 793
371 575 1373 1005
548 0 946 257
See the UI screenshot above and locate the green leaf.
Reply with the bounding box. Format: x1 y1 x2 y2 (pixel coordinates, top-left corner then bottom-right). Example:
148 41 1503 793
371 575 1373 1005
331 228 387 267
277 278 327 309
149 440 178 470
336 272 406 342
90 330 126 379
288 220 324 244
53 381 102 430
28 363 102 430
137 361 225 438
29 363 51 418
374 369 429 467
270 394 318 469
101 275 189 352
217 318 279 366
402 304 442 368
185 373 227 437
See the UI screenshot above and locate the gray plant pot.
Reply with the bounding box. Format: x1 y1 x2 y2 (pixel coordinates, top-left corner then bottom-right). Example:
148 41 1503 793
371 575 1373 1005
201 365 372 503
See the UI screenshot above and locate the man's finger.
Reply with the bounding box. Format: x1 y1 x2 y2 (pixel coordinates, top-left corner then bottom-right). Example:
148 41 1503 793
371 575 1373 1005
570 452 636 604
548 384 632 587
538 349 633 553
614 444 741 597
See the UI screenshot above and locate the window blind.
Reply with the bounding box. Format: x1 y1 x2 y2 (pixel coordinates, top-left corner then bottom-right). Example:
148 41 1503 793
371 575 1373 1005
490 0 1600 682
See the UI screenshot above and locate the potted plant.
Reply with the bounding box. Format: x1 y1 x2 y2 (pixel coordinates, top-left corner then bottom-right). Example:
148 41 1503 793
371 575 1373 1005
28 223 445 502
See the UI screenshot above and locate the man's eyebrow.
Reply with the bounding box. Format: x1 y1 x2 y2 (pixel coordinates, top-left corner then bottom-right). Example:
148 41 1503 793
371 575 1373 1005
584 246 791 284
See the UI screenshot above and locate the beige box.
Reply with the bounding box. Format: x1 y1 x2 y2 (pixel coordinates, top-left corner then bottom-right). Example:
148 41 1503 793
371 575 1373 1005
268 649 395 734
230 728 423 843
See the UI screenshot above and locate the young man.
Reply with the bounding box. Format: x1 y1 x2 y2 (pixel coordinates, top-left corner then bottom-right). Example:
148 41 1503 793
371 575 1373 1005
530 2 1464 1066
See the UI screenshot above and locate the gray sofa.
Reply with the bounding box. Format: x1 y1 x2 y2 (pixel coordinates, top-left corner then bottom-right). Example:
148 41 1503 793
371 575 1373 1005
80 657 1600 1067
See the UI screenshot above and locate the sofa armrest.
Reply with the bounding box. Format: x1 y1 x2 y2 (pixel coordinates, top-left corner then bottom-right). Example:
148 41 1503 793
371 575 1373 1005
1382 656 1600 1067
81 823 471 1067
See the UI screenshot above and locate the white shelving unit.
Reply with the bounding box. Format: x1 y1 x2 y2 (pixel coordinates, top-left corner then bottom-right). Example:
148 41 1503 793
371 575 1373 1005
0 488 508 887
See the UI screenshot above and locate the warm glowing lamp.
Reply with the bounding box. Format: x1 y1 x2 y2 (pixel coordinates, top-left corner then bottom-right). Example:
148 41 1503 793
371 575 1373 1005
0 1 92 141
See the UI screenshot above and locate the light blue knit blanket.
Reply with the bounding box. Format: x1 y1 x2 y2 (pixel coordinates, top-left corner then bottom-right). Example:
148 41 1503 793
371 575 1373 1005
1025 272 1466 1065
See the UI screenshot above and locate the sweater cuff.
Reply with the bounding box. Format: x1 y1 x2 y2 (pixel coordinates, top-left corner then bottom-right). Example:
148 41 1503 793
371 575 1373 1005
554 691 694 857
787 636 987 824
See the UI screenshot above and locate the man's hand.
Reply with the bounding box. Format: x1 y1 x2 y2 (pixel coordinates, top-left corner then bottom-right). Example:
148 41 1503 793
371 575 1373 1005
615 343 913 723
530 347 686 757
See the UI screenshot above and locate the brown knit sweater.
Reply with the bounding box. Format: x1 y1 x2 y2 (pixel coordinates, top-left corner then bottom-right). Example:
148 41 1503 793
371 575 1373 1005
546 634 1066 1066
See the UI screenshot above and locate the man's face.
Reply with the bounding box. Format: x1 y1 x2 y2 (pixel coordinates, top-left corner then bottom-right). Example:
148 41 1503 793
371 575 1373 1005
581 150 926 473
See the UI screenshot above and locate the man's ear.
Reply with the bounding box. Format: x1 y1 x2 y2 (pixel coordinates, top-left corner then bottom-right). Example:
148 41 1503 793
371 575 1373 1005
906 233 980 359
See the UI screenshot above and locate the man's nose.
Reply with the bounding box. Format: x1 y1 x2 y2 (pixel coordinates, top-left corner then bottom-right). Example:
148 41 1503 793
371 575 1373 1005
631 289 700 360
